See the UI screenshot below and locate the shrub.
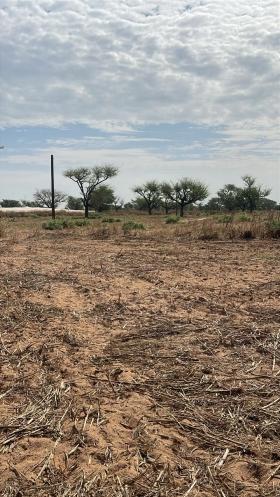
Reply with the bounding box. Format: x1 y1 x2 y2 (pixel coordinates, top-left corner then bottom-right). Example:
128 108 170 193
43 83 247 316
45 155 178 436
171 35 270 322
266 220 280 238
198 221 219 240
199 230 219 240
89 213 102 219
238 214 252 222
91 226 111 239
43 219 67 230
73 219 90 227
42 218 89 230
0 220 8 238
165 216 180 224
102 217 121 223
216 214 233 224
122 221 145 233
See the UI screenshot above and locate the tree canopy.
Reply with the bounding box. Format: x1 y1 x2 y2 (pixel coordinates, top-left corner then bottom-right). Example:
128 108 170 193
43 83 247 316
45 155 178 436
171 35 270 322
162 179 208 217
89 185 115 212
133 181 161 215
216 176 271 212
33 189 66 208
64 165 118 217
66 196 84 210
0 199 21 208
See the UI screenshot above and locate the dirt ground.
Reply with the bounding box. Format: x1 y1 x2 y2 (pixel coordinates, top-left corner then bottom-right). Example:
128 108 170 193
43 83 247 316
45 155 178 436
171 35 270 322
0 222 279 496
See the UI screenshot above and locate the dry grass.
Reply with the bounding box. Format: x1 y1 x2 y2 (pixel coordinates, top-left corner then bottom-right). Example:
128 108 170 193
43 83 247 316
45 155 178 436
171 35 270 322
0 215 279 496
0 220 9 238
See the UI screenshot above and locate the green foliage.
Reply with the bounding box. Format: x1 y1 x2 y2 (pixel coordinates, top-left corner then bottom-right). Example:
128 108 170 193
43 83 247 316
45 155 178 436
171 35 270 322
102 217 121 223
165 216 180 224
266 219 280 238
258 198 277 210
131 197 150 211
204 197 223 212
73 219 90 227
43 220 67 230
162 178 208 217
133 181 161 214
216 214 233 224
64 165 118 218
42 218 89 230
0 199 22 208
66 196 84 210
160 183 176 213
88 213 102 219
238 214 252 222
241 175 271 212
217 176 271 212
21 200 40 208
217 184 241 211
89 185 115 212
122 221 145 233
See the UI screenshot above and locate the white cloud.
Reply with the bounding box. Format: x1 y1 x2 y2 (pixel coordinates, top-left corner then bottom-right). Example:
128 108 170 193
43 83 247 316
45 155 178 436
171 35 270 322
0 0 279 134
0 0 279 201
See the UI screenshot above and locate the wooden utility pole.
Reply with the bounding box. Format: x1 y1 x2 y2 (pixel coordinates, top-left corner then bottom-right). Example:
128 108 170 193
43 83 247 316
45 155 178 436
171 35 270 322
51 154 55 219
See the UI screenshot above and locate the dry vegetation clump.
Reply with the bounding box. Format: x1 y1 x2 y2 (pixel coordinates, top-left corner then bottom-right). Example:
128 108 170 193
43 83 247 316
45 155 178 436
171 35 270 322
0 217 279 496
0 220 9 238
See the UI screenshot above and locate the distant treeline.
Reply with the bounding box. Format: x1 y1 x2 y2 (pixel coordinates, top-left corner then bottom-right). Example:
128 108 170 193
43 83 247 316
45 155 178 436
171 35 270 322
1 168 279 218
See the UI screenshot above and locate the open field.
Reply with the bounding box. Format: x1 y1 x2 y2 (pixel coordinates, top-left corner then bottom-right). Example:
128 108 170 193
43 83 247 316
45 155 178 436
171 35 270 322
0 215 279 496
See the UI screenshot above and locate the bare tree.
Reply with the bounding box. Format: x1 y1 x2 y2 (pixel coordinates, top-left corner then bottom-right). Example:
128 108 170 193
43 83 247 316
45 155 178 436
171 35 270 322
64 165 118 218
33 189 66 208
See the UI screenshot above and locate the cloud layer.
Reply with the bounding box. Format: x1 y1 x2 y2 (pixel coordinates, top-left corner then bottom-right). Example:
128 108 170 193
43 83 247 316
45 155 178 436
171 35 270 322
1 0 279 131
0 1 279 202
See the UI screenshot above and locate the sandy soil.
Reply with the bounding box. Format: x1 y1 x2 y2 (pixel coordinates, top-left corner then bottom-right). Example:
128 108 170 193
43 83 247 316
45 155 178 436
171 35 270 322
0 228 279 496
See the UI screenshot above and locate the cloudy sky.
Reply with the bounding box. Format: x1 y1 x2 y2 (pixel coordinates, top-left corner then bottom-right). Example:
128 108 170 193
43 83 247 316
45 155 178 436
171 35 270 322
0 0 279 202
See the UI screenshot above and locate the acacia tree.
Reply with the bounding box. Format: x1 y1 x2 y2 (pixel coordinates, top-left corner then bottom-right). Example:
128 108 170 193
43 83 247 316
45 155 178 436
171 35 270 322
64 165 118 218
204 197 223 212
217 176 271 212
89 185 115 212
66 196 84 210
160 182 176 214
241 175 271 212
133 181 161 215
161 179 208 217
217 184 241 211
33 189 66 208
0 199 22 207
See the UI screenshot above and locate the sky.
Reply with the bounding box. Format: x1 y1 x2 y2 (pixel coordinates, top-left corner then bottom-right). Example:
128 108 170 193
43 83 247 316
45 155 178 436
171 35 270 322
0 0 279 202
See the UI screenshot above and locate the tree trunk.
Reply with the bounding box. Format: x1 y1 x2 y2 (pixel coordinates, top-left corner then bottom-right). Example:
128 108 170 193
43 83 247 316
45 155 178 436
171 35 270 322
180 203 184 217
165 205 168 215
175 202 178 216
85 203 89 218
148 205 152 215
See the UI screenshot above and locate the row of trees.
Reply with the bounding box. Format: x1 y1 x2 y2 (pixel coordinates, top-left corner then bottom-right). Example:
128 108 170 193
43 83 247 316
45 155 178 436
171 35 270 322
1 166 277 217
208 176 275 212
129 178 276 216
0 166 121 214
0 187 122 212
63 168 276 217
133 179 208 216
